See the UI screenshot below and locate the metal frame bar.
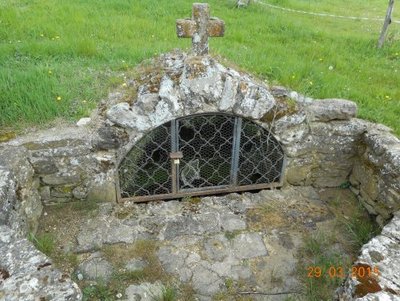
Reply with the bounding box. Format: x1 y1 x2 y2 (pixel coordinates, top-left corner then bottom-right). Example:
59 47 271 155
170 119 179 193
120 182 282 203
230 117 242 186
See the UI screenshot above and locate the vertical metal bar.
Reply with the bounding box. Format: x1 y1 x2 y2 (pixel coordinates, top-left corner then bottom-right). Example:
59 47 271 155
171 119 178 152
230 117 242 186
175 119 181 192
171 159 177 194
170 120 178 194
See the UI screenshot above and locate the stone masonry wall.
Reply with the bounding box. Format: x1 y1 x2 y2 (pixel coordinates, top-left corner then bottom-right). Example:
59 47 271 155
0 136 83 299
4 126 120 207
350 124 400 225
0 146 41 235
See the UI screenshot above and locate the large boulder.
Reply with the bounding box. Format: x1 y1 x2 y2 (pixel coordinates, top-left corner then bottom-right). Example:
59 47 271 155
0 225 82 301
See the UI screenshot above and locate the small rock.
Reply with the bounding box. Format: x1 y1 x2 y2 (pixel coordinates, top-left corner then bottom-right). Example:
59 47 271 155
76 117 91 127
31 159 58 175
220 214 246 231
92 126 126 150
41 173 81 186
72 186 87 200
236 0 250 7
106 102 150 130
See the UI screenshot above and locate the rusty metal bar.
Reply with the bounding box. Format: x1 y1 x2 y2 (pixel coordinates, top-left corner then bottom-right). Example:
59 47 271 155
119 182 282 203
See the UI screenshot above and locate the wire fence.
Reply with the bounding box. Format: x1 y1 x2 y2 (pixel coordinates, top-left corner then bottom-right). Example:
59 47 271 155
254 0 400 25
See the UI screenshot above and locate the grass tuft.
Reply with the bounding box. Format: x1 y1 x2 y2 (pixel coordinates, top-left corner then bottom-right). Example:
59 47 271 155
152 286 177 301
28 232 55 256
82 282 114 301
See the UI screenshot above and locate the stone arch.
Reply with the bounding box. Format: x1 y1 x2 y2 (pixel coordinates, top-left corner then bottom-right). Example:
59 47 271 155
117 112 285 202
106 53 279 170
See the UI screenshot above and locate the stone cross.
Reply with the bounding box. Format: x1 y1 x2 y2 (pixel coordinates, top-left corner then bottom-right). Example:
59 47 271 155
176 3 225 56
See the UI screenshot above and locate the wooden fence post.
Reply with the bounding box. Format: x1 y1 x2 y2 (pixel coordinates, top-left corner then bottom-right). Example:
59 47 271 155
378 0 395 48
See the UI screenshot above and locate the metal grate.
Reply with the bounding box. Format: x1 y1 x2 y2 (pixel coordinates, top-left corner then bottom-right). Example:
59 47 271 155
119 122 172 198
178 115 235 190
118 113 284 202
237 119 284 185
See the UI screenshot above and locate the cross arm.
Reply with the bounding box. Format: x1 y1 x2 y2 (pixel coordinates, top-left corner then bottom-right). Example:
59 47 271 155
207 18 225 37
176 19 197 38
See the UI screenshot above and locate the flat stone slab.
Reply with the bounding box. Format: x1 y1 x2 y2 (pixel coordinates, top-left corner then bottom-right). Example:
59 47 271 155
76 217 148 252
232 233 268 259
192 263 224 297
124 281 165 301
76 253 113 282
307 98 357 122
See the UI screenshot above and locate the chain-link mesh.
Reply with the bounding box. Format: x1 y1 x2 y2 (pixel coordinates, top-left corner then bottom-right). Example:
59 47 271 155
237 119 284 185
118 122 172 198
118 113 284 200
178 115 235 190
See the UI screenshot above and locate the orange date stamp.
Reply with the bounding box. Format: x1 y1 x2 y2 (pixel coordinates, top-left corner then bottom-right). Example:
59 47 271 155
307 266 379 278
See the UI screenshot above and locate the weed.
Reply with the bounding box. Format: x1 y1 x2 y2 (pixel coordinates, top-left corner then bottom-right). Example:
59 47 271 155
334 199 380 252
212 291 230 301
117 269 146 282
53 252 79 272
224 230 240 241
103 240 166 284
342 215 379 251
270 269 284 285
182 196 201 204
133 240 158 261
297 231 352 300
28 233 55 256
339 181 351 189
152 286 176 301
178 283 197 301
330 197 341 208
82 282 114 301
302 232 327 257
115 209 131 219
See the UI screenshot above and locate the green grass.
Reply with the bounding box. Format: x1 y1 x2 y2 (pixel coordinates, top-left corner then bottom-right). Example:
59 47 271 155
339 202 381 251
296 195 380 300
152 286 177 301
82 282 114 301
299 231 352 300
28 232 55 255
1 0 399 135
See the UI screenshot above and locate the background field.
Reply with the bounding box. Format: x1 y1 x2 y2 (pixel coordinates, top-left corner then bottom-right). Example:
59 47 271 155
0 0 399 135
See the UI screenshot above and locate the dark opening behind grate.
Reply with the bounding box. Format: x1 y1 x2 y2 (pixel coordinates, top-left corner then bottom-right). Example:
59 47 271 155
118 113 284 202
